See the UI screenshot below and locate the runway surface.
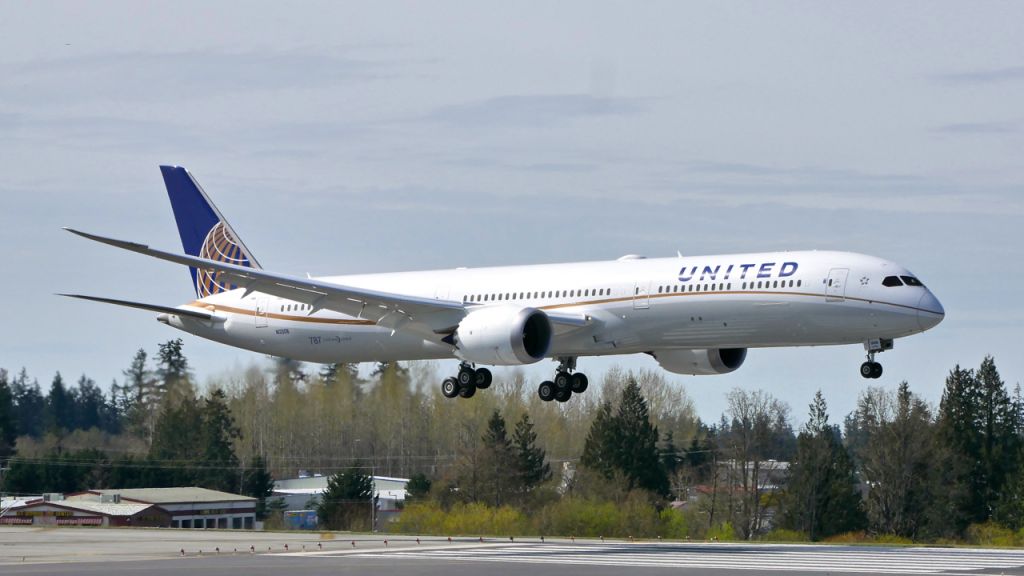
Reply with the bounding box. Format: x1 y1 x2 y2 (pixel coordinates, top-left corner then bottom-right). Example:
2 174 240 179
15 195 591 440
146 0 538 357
2 528 1024 575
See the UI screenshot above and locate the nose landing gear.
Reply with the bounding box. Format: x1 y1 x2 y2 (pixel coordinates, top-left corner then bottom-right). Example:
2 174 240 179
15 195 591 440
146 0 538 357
859 338 892 379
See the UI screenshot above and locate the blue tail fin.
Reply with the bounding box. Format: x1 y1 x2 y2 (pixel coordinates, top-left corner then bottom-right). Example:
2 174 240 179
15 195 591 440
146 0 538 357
160 165 261 298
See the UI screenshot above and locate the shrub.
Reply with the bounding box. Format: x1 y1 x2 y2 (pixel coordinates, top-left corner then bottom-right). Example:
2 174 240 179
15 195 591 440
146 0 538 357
966 523 1019 547
706 521 735 541
762 528 807 542
659 508 689 540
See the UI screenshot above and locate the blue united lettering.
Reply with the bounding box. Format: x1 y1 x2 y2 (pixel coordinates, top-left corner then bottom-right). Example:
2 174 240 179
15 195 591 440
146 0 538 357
679 261 799 282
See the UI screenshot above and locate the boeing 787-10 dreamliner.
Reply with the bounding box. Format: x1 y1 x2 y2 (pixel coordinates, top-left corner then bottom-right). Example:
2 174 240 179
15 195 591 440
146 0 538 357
64 166 945 402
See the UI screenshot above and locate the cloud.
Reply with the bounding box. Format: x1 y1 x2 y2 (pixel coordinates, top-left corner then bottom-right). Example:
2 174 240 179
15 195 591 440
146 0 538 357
422 94 643 127
933 120 1020 135
934 65 1024 85
0 49 401 104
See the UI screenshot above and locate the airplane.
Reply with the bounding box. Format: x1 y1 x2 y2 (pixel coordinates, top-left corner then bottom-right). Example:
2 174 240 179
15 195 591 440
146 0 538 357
63 166 945 403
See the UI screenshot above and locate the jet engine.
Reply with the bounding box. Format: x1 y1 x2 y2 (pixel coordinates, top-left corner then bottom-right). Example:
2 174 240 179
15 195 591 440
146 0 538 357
650 348 747 375
454 306 552 365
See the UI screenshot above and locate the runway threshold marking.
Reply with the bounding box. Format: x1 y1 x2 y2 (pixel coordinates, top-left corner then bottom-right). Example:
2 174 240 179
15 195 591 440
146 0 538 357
329 543 1024 575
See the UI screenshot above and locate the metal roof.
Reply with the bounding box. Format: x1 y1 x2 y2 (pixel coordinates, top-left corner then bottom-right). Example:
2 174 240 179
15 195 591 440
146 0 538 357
57 500 155 516
84 487 254 504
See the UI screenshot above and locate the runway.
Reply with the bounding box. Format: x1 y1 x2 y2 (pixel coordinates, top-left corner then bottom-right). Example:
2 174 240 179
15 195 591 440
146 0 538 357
2 528 1023 576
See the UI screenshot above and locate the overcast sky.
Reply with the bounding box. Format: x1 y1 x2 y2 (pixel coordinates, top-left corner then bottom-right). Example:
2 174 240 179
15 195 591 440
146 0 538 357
1 1 1021 424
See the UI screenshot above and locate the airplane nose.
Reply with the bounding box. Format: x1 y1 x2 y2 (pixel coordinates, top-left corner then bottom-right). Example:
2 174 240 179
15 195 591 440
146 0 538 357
917 290 945 331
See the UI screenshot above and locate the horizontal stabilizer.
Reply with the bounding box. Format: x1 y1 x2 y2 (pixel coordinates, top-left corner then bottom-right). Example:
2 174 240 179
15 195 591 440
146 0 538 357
58 293 216 321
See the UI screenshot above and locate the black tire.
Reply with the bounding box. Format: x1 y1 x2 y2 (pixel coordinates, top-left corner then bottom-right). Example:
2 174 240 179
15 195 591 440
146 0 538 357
458 367 475 387
475 368 493 389
441 377 460 398
570 372 589 393
554 371 571 391
555 388 571 403
871 362 883 379
860 362 874 379
458 383 477 398
538 381 556 402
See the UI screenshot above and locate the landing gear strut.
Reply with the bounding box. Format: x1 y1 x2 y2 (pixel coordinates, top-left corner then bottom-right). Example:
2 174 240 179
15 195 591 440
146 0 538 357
538 357 589 403
442 363 492 399
859 339 892 379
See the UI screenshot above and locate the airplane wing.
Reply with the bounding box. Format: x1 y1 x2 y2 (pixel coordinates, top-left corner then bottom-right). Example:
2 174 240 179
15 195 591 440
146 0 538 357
64 228 591 338
58 293 221 321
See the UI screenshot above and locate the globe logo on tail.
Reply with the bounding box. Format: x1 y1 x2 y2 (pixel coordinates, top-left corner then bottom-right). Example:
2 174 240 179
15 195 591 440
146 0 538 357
196 222 252 297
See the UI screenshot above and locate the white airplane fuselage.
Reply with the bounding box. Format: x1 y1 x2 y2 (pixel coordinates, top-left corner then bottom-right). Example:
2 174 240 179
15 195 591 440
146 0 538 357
162 250 944 365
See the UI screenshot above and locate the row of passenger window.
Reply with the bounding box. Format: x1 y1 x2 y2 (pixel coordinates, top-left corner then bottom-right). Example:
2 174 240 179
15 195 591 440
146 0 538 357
655 279 803 294
465 287 611 303
282 303 312 312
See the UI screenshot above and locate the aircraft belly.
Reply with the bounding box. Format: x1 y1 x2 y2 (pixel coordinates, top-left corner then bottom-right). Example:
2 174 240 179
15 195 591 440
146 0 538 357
177 313 454 364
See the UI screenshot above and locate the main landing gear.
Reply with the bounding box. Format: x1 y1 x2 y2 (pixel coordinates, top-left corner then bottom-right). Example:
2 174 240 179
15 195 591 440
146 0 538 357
537 357 589 403
859 338 893 379
441 363 492 399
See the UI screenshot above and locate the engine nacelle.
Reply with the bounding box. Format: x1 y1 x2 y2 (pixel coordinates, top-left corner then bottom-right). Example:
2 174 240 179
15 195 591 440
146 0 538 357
454 306 552 366
650 348 747 375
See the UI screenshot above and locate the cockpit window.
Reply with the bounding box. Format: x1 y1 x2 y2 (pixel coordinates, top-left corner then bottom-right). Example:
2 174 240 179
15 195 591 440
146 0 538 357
882 276 903 287
901 276 924 287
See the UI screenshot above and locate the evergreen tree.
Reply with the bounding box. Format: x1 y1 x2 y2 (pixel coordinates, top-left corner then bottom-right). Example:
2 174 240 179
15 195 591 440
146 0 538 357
615 379 670 497
976 357 1018 514
934 365 983 534
11 369 45 438
580 380 669 498
406 472 432 501
198 388 242 492
0 369 16 459
317 468 373 530
242 455 275 520
149 395 203 486
782 390 864 540
512 413 551 497
156 338 192 404
581 400 618 478
480 409 515 507
74 375 110 431
118 348 158 441
46 372 73 436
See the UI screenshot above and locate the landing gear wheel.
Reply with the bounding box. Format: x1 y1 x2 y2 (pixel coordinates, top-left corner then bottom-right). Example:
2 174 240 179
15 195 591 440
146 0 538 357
458 383 477 398
554 371 572 391
538 381 556 402
555 388 572 403
474 368 492 389
870 362 883 379
457 367 475 387
570 373 589 393
442 377 460 398
860 362 874 379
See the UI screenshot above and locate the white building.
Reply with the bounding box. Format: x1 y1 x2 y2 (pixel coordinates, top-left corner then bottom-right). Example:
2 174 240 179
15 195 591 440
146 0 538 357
68 487 257 529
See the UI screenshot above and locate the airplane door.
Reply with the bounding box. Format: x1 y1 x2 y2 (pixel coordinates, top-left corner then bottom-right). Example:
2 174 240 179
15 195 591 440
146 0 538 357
255 298 269 327
633 281 650 310
825 268 849 302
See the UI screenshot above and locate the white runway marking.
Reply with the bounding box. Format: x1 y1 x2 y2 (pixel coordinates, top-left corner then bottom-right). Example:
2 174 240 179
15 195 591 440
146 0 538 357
332 542 1024 575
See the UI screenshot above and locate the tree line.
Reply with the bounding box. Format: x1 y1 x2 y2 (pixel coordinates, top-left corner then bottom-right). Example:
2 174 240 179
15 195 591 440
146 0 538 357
1 341 1022 543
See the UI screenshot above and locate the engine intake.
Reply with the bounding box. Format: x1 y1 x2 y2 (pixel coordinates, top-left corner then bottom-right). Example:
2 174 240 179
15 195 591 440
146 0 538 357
650 348 747 375
454 306 552 366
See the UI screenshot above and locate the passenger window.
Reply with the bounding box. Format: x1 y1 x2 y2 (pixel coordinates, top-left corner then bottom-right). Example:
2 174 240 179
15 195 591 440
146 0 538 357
773 281 778 288
882 276 903 287
901 276 923 287
797 280 802 287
